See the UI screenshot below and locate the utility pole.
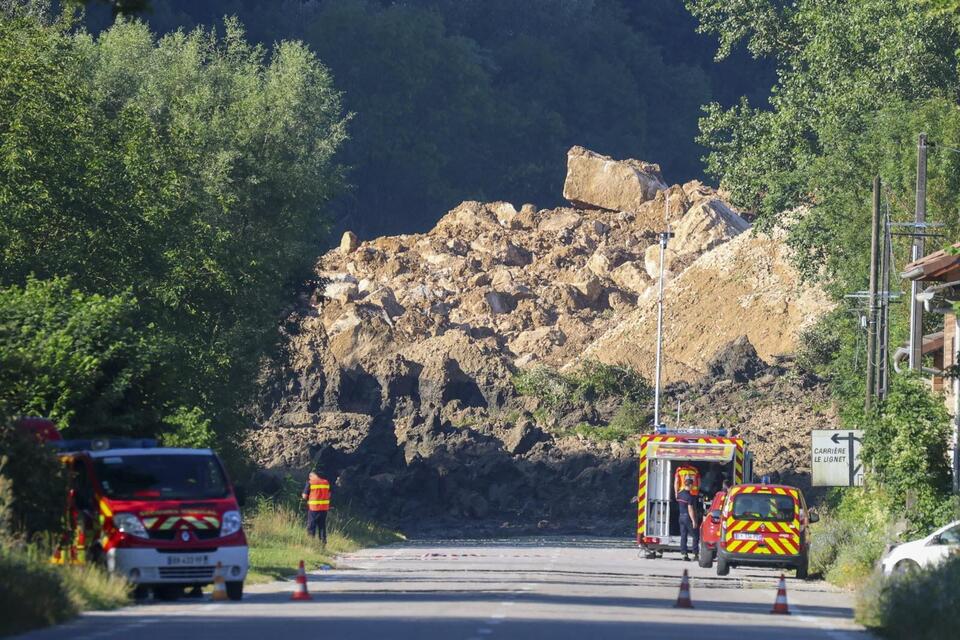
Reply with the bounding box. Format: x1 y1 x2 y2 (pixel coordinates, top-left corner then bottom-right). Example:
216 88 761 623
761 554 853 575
653 195 673 428
909 133 928 371
877 201 891 401
866 176 881 413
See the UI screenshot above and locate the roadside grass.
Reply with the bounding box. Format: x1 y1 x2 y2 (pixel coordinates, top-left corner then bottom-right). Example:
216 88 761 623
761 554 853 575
0 547 129 637
245 498 404 583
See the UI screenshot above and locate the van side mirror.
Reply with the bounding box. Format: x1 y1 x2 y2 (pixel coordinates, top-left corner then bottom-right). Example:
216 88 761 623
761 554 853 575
710 509 722 524
808 512 819 523
234 485 247 508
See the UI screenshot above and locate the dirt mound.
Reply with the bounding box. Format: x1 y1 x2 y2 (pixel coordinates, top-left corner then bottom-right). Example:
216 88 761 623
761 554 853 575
579 229 831 382
250 147 835 532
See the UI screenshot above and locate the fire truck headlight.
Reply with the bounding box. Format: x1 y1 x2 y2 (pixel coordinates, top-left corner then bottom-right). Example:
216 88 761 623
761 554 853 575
221 510 242 536
113 513 148 538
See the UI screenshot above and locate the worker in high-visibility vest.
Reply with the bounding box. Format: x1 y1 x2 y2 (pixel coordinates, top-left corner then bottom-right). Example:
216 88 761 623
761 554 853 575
301 469 331 545
674 464 701 497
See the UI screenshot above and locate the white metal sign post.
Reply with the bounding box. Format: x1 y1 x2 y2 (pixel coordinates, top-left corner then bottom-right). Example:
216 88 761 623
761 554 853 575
812 430 864 487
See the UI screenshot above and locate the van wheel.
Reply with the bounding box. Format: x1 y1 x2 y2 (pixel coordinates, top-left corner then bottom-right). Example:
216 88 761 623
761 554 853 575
796 553 809 580
716 556 730 576
226 581 243 601
132 585 150 601
698 540 714 568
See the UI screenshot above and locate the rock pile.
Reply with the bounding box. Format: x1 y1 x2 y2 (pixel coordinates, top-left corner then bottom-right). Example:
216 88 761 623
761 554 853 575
250 146 835 533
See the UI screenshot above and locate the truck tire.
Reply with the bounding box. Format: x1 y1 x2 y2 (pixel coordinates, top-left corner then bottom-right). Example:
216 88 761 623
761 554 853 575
226 581 244 601
698 540 714 568
716 555 730 576
796 552 809 580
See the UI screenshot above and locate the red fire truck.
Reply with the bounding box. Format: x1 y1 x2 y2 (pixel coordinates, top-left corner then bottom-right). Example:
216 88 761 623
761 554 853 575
636 428 752 558
54 438 249 600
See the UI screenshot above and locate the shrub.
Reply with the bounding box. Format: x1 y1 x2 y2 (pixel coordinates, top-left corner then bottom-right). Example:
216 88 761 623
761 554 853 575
511 367 573 410
571 360 650 404
859 556 960 639
513 362 650 410
861 375 953 532
809 486 895 586
0 426 66 537
0 550 76 636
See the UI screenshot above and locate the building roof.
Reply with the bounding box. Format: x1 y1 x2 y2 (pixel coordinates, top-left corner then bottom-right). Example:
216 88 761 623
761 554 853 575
901 243 960 282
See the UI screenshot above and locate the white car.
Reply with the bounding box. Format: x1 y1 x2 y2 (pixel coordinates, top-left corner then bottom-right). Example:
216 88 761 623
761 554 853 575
881 519 960 576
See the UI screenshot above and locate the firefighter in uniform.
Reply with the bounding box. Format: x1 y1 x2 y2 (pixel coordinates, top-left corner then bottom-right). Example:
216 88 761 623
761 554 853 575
676 476 700 561
301 469 331 545
674 463 700 497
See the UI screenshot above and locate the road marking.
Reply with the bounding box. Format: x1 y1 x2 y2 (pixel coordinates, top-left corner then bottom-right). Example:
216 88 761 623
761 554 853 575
793 609 863 640
476 629 493 636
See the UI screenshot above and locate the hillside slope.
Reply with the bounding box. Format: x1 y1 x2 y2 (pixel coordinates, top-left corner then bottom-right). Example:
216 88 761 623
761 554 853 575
250 147 835 533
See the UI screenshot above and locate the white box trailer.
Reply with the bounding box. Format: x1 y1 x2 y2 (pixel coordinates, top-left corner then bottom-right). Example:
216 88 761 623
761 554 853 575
636 429 752 555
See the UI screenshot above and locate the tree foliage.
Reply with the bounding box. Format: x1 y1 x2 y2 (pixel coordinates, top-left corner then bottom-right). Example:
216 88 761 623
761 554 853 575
687 0 960 292
0 7 346 438
0 278 168 433
78 0 778 237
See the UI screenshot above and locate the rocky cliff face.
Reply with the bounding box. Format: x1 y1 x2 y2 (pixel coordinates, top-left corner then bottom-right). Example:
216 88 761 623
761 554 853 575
249 147 835 535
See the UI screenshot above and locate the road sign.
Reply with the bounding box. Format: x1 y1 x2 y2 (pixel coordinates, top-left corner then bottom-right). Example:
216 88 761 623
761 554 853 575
812 430 864 487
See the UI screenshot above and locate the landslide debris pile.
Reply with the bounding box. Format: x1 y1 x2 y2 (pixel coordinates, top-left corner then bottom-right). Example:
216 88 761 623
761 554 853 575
251 146 834 533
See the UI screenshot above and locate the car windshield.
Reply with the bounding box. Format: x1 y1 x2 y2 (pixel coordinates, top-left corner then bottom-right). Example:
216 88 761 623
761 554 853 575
732 493 795 522
93 454 229 500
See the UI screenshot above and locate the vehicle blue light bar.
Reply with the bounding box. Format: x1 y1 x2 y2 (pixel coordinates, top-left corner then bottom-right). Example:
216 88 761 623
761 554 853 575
653 427 729 437
49 438 158 452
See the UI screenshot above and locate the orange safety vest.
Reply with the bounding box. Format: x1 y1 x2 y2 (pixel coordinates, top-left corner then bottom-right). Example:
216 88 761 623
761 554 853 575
306 478 331 512
674 465 700 496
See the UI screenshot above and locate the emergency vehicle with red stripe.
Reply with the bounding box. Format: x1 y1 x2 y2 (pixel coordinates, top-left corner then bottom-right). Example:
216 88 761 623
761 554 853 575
636 428 752 557
704 482 817 578
52 438 249 600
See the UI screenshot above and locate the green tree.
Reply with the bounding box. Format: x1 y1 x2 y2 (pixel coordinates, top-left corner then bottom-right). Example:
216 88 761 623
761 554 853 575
0 277 169 433
686 0 960 291
0 7 346 439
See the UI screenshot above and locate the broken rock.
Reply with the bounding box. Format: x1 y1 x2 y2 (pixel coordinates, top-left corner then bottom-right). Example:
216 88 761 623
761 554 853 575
562 146 666 212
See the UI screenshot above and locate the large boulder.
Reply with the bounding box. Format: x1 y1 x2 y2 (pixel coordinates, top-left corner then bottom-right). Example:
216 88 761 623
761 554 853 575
707 336 768 383
644 198 750 279
562 146 666 212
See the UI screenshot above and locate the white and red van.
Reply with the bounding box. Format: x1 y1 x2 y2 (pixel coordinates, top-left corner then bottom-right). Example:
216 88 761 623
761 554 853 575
56 440 249 600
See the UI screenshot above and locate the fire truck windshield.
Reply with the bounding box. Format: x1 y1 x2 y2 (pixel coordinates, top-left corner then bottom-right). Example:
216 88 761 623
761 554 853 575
93 454 229 500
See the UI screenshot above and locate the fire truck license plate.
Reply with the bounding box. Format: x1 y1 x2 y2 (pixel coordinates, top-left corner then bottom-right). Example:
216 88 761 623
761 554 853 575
733 532 763 542
166 554 210 566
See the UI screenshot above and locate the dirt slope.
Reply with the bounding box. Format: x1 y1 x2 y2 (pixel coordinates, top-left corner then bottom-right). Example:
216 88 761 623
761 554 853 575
250 147 837 533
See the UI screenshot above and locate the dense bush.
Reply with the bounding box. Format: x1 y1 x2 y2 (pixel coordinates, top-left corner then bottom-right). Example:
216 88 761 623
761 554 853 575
809 487 896 586
0 550 75 636
513 361 650 410
861 375 953 532
0 427 66 538
856 556 960 639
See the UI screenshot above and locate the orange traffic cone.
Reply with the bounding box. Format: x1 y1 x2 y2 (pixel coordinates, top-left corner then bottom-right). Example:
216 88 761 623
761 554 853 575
674 569 694 608
211 561 229 601
291 560 312 601
770 573 790 614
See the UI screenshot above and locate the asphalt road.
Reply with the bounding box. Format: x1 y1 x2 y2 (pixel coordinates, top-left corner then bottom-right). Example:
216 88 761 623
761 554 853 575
20 538 871 640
